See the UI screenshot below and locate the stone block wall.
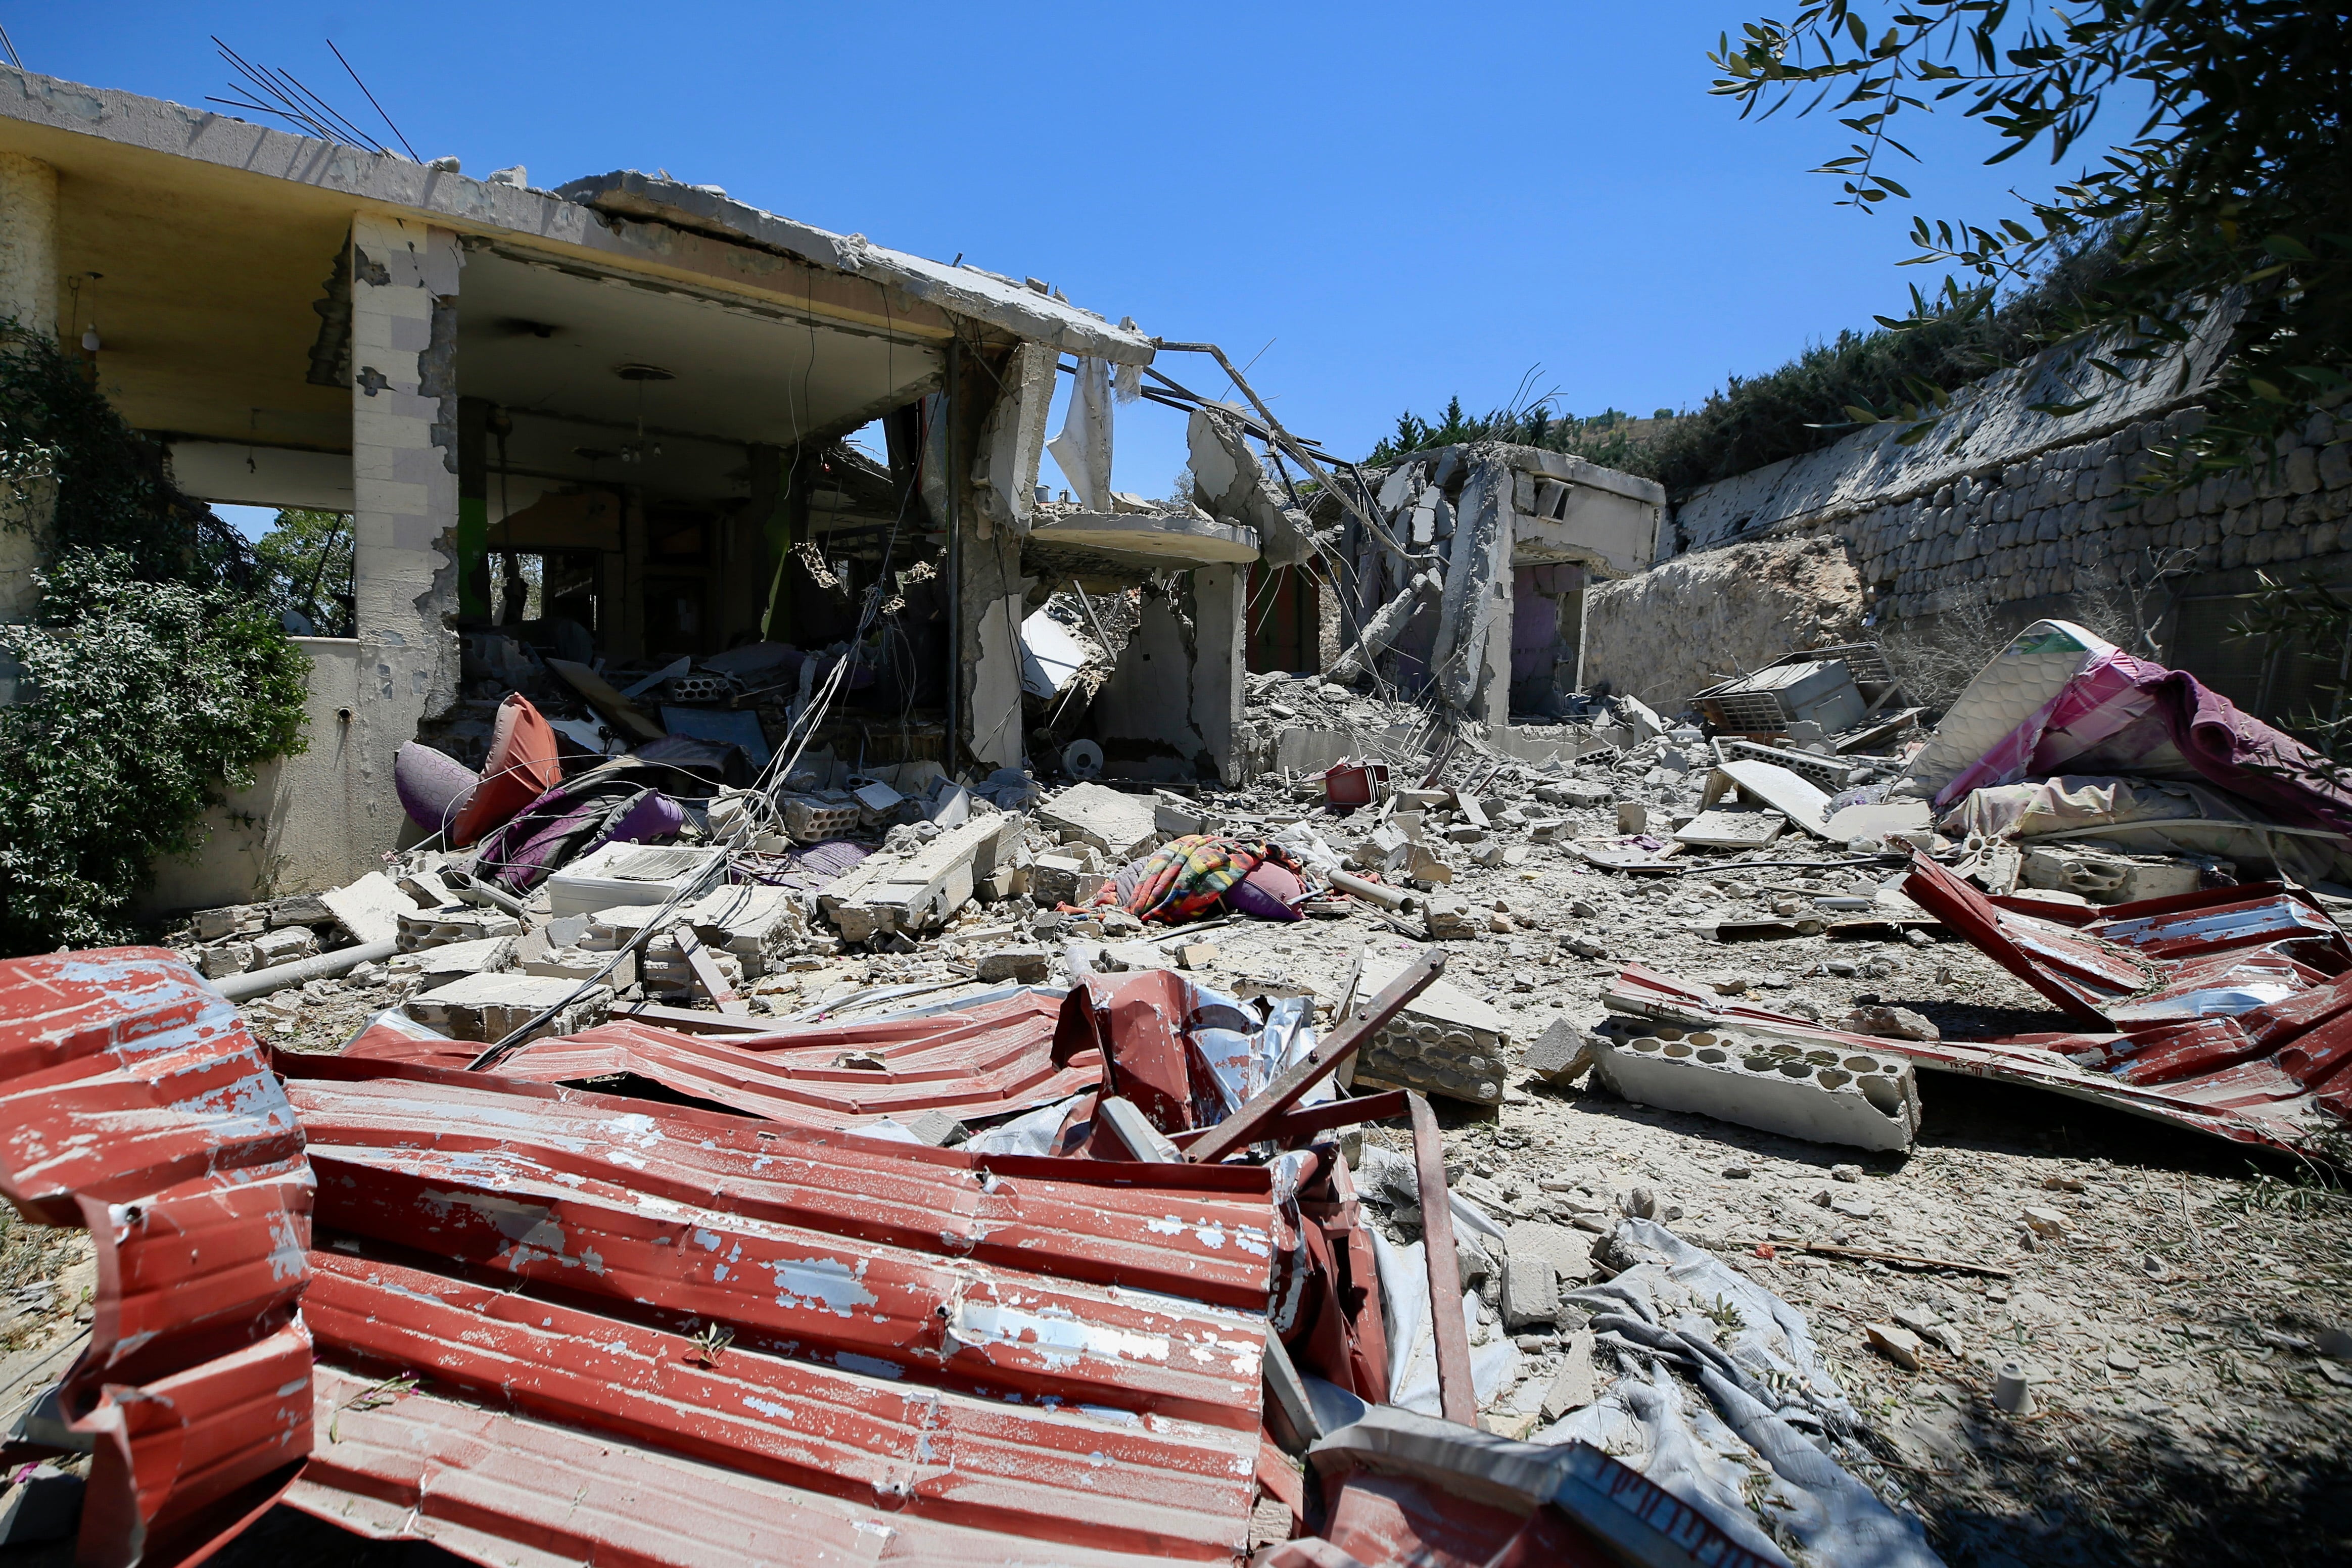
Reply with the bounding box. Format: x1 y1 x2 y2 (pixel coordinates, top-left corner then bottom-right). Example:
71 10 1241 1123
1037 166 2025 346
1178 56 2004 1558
1848 406 2350 621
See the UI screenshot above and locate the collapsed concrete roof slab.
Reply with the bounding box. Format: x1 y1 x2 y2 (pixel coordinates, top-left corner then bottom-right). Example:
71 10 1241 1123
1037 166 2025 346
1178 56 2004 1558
1027 509 1260 566
0 65 1147 374
559 171 1155 365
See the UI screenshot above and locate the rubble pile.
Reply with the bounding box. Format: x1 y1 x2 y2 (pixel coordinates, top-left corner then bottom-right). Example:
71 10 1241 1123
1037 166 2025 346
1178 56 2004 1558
1 621 2349 1567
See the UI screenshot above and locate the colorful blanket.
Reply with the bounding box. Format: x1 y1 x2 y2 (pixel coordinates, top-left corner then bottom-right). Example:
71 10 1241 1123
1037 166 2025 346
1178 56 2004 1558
1103 834 1297 924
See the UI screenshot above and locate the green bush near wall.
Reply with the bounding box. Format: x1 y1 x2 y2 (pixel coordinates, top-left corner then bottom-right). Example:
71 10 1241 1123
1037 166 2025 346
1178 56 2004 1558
0 326 310 952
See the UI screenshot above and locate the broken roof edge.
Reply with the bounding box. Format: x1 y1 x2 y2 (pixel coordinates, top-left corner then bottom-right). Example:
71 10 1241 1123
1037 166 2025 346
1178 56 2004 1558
0 65 1151 364
558 170 1156 365
1359 441 1667 507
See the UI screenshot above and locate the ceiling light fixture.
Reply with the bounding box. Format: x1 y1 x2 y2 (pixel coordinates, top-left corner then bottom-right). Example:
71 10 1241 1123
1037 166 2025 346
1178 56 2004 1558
614 363 673 464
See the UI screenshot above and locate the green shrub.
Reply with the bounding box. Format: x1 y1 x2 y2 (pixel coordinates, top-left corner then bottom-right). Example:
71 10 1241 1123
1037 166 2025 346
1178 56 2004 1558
0 327 310 951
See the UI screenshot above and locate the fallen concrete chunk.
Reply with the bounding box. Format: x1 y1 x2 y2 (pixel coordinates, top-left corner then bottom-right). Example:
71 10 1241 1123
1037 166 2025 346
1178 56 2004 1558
191 904 263 941
195 941 256 979
1867 1322 1924 1371
1672 807 1785 849
1505 1220 1594 1288
1842 1004 1940 1041
1028 852 1110 909
681 883 800 978
397 906 522 953
1706 758 1834 838
1500 1254 1560 1331
251 926 318 968
822 814 1023 942
1589 1026 1920 1151
405 972 612 1043
265 893 335 928
394 935 518 983
1351 953 1513 1106
1520 1017 1592 1087
1036 782 1156 859
976 945 1051 983
1539 1329 1597 1420
320 871 410 945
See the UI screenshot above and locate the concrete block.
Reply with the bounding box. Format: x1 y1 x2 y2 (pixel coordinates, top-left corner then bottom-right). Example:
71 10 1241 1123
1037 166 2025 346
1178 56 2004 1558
192 905 263 941
1867 1323 1923 1371
1029 853 1111 909
394 935 518 984
976 945 1051 983
266 893 335 928
1400 843 1454 886
195 941 256 979
1499 1254 1561 1331
320 871 410 945
682 883 800 977
1534 781 1613 808
1423 897 1481 940
1154 793 1212 837
1615 802 1649 834
1505 1221 1593 1288
397 906 523 953
1589 1027 1920 1151
1672 808 1785 849
520 939 634 991
1520 1018 1592 1087
2022 846 2203 905
1351 953 1513 1105
251 926 319 968
1036 782 1157 859
822 814 1023 942
406 973 612 1043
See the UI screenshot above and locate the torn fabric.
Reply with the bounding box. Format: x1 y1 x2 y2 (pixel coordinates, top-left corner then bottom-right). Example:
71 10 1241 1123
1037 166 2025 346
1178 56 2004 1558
1045 355 1113 513
1543 1220 1943 1568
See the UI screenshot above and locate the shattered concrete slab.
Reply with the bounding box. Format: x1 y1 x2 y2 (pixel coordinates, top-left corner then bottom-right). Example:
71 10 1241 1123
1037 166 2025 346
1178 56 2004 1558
1588 1019 1922 1152
405 972 613 1043
819 814 1024 942
1034 782 1158 859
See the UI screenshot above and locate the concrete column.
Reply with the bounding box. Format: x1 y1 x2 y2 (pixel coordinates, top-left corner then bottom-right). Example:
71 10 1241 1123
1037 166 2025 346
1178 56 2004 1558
0 154 57 339
346 212 462 868
1192 563 1246 784
952 348 1028 770
0 154 56 636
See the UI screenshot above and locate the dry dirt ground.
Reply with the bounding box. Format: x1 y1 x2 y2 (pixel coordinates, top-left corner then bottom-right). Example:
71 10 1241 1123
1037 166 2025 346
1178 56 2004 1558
1202 808 2352 1568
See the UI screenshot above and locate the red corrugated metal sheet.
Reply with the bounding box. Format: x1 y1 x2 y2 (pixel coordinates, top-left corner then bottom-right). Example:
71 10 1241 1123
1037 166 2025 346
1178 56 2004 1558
1902 857 2350 1029
346 990 1097 1130
0 948 313 1567
274 1053 1274 1561
292 1363 1200 1567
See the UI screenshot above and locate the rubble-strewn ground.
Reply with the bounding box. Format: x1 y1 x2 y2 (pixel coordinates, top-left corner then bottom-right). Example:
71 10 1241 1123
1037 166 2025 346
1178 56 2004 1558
109 673 2352 1566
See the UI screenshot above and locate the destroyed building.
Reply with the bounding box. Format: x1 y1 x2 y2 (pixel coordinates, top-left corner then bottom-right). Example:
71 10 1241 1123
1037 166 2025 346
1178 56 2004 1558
0 64 1307 911
2 50 2351 1568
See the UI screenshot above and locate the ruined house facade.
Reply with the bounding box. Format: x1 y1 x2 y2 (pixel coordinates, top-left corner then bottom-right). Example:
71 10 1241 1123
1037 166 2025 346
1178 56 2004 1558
1308 444 1667 724
1584 313 2352 719
0 66 1266 910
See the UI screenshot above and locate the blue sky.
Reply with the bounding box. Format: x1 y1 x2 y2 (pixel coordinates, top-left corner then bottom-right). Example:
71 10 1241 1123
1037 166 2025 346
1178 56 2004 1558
20 3 2125 523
